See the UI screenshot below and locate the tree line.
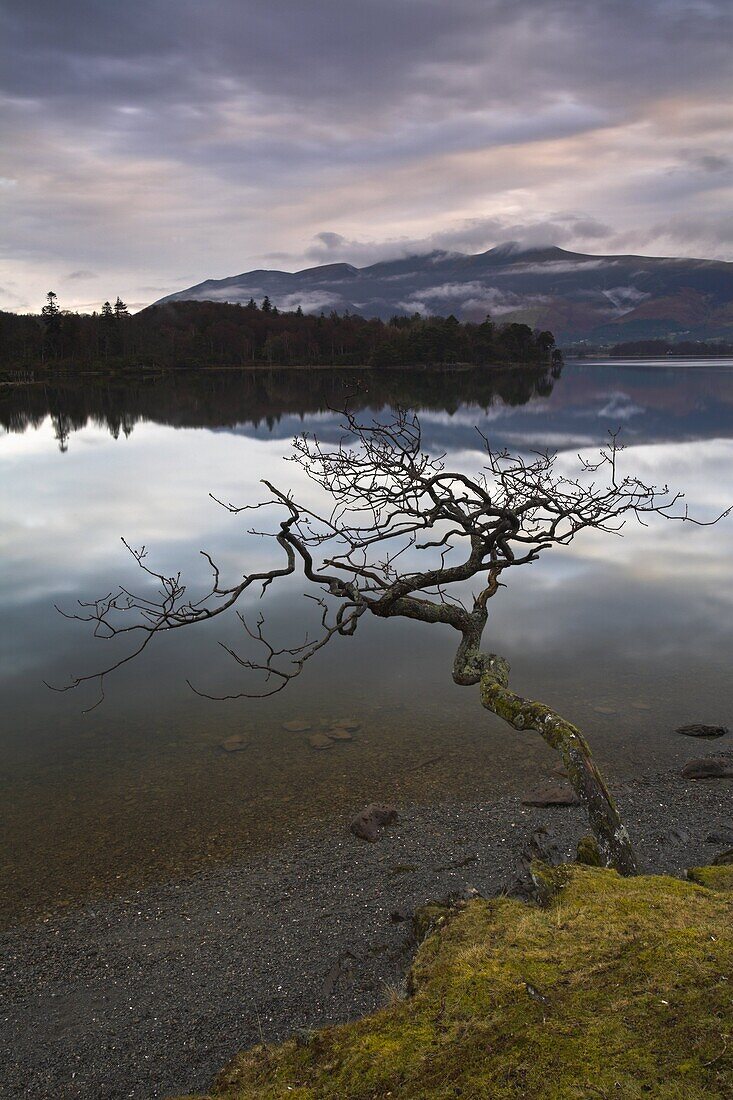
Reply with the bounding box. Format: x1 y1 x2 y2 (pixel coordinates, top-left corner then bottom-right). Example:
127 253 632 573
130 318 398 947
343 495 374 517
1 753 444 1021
1 293 560 369
609 338 733 357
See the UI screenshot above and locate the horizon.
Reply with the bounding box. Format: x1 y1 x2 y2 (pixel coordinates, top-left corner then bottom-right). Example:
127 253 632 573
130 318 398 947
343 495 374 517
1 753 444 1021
1 1 732 315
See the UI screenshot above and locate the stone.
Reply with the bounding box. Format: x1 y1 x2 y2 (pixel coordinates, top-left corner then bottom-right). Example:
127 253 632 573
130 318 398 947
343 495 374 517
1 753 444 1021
324 728 353 741
283 720 312 732
521 782 580 807
594 706 617 715
307 733 333 750
705 827 733 846
350 803 399 842
712 849 733 866
509 826 563 899
677 723 729 739
332 718 361 732
219 735 250 753
660 826 692 846
682 757 733 779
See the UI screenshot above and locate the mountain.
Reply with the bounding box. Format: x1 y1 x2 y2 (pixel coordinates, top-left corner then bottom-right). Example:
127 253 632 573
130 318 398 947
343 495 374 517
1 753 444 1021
154 243 733 344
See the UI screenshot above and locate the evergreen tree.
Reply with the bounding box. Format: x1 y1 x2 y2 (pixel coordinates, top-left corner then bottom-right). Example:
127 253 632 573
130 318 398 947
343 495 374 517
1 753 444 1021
261 295 272 313
114 296 129 318
41 291 61 332
100 300 115 359
41 291 62 359
246 298 258 310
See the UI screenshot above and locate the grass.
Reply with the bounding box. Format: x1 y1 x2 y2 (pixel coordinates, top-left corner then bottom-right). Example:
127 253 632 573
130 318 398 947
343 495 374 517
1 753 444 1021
178 863 733 1099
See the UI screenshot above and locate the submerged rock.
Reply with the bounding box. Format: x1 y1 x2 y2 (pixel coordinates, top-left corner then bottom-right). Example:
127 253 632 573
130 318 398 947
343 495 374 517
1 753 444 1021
282 719 312 733
677 723 729 739
682 757 733 779
331 718 361 732
521 782 580 807
324 728 353 741
307 733 333 750
219 735 250 753
350 803 399 842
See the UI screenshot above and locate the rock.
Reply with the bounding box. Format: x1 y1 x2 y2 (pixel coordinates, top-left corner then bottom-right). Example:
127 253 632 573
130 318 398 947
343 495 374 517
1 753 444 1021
307 733 333 750
712 849 733 865
660 826 692 846
350 803 399 842
681 757 733 779
631 701 651 710
677 723 729 739
705 827 733 845
332 718 361 732
522 782 580 807
219 735 250 753
325 728 353 741
594 706 617 715
509 826 564 899
322 949 361 995
283 720 312 733
390 908 410 923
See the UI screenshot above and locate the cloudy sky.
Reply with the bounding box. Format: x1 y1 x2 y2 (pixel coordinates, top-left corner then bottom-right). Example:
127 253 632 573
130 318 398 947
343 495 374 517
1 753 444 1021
1 0 732 313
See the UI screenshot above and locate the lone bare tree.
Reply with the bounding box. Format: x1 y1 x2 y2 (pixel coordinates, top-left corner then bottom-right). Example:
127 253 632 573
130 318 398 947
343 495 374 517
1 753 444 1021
56 409 723 875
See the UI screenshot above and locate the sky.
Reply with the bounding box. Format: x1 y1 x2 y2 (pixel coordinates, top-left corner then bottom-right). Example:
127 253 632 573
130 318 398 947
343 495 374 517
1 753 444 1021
1 0 732 314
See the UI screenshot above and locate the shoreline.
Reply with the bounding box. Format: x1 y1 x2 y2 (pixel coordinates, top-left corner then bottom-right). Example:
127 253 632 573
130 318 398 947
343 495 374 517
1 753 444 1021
0 360 549 379
1 767 731 1100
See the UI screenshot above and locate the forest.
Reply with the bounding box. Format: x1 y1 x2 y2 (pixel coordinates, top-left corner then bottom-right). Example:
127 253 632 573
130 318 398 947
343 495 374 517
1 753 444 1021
0 294 559 370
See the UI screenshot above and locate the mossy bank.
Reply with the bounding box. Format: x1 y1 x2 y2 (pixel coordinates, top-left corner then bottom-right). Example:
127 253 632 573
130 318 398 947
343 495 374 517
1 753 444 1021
182 863 733 1099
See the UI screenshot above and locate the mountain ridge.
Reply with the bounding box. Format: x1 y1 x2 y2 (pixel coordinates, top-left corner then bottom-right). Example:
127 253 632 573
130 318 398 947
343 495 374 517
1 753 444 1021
154 244 733 343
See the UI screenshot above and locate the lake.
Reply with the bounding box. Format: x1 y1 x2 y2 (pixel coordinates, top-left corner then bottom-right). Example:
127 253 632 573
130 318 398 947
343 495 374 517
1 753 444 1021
2 359 732 925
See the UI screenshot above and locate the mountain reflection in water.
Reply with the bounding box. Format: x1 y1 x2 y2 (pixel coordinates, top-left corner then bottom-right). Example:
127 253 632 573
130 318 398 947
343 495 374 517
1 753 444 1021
1 360 732 926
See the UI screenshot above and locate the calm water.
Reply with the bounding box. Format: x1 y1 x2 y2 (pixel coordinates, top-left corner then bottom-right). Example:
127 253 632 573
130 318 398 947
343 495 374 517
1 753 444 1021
2 361 733 924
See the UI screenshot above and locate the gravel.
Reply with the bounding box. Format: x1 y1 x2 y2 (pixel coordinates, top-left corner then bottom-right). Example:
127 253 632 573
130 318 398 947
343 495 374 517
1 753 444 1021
1 770 732 1100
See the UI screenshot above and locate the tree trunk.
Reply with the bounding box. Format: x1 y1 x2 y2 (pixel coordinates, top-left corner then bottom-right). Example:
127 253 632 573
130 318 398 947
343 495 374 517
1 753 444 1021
451 636 638 875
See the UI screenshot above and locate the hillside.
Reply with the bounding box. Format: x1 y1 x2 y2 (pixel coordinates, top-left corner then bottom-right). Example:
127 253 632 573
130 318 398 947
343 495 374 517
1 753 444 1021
156 244 733 344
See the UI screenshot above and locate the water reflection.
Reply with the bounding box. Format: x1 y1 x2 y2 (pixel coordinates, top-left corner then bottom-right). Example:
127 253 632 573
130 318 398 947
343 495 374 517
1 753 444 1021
1 361 733 926
0 364 558 451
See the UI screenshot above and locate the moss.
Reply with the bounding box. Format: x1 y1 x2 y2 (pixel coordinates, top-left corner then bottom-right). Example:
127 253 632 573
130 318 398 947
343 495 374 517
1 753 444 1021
180 865 733 1100
412 900 454 943
687 863 733 891
576 834 602 866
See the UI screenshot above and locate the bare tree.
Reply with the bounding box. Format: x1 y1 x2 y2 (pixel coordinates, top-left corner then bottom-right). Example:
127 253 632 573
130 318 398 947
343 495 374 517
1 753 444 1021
54 409 725 875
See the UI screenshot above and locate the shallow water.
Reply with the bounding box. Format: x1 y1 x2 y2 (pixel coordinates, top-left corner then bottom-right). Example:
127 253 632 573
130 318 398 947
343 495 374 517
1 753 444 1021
2 360 733 923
